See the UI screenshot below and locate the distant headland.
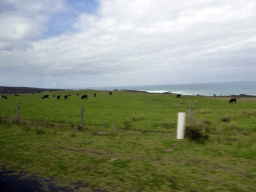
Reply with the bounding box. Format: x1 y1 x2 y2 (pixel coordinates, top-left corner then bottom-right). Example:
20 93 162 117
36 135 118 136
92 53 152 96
0 86 67 94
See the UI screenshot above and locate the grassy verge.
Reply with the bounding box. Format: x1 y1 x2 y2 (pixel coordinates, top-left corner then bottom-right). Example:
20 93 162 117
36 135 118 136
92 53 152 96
1 118 256 191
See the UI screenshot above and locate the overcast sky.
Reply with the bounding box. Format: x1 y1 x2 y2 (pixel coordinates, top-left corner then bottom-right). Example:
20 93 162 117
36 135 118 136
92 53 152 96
0 0 256 89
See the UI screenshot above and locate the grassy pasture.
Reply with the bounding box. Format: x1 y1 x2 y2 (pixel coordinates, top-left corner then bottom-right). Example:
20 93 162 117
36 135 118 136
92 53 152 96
0 90 256 191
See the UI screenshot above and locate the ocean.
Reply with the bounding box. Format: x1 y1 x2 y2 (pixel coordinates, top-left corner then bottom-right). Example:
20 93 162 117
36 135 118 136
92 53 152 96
89 81 256 96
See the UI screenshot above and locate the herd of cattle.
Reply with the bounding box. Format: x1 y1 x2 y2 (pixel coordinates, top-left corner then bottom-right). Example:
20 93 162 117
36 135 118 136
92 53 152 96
40 91 113 100
1 92 237 103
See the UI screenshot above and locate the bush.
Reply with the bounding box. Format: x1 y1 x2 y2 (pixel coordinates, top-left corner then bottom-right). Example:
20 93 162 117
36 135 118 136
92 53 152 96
185 120 210 143
124 118 132 129
221 116 230 122
35 128 45 135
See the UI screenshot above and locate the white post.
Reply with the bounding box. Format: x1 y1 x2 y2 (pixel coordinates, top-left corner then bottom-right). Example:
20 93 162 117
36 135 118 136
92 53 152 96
177 112 186 139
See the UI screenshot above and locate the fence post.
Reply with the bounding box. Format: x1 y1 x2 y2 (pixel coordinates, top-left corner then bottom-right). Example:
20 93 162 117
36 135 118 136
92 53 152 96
177 112 186 139
189 107 194 125
17 106 20 122
101 111 103 132
80 107 84 129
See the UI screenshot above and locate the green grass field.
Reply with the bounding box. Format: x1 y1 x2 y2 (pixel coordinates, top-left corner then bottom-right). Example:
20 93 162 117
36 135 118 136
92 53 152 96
1 90 256 191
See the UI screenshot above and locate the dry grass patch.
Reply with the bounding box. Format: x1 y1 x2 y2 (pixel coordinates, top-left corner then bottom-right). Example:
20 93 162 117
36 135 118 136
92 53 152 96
199 108 211 114
242 109 256 117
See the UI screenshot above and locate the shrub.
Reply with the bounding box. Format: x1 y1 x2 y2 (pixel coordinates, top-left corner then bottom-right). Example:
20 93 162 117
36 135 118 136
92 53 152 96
185 120 210 143
124 118 132 129
35 128 45 135
221 116 230 122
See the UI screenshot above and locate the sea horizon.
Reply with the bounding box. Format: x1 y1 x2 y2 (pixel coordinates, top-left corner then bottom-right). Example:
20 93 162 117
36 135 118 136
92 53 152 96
86 81 256 96
1 81 255 96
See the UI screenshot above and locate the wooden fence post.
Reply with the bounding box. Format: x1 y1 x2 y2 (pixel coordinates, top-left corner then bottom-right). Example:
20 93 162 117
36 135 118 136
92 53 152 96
101 111 103 132
189 107 194 125
17 106 20 122
80 107 84 130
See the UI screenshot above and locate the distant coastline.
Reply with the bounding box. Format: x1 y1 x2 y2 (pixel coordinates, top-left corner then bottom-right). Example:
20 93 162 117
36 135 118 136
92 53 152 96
120 89 256 98
1 81 256 97
0 86 67 94
88 81 256 97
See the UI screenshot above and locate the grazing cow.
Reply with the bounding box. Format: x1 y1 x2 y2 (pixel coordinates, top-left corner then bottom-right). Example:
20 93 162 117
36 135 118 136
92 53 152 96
109 91 112 95
229 98 236 103
2 95 4 98
41 95 48 99
57 95 61 100
94 93 96 97
64 95 68 99
4 96 8 99
81 95 87 99
177 94 181 98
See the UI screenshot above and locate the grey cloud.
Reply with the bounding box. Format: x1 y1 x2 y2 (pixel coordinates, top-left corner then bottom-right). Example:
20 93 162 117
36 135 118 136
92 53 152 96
1 0 256 88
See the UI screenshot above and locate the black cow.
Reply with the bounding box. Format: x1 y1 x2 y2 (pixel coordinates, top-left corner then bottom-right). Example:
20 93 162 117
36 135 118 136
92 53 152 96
77 94 79 96
4 96 8 99
2 95 4 98
177 94 181 98
81 95 87 99
109 91 112 95
41 95 49 99
229 98 236 103
57 95 61 100
64 95 68 99
15 94 18 96
94 93 96 97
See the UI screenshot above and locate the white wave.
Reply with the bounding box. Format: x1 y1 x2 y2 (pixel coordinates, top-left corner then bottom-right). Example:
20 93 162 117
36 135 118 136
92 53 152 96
144 90 169 94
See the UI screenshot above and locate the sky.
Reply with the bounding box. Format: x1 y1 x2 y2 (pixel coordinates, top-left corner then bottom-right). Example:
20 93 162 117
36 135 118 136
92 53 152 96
0 0 256 89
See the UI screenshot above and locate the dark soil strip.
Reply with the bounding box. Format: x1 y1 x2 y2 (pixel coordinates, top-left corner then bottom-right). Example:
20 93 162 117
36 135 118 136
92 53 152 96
0 167 108 192
0 169 74 192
